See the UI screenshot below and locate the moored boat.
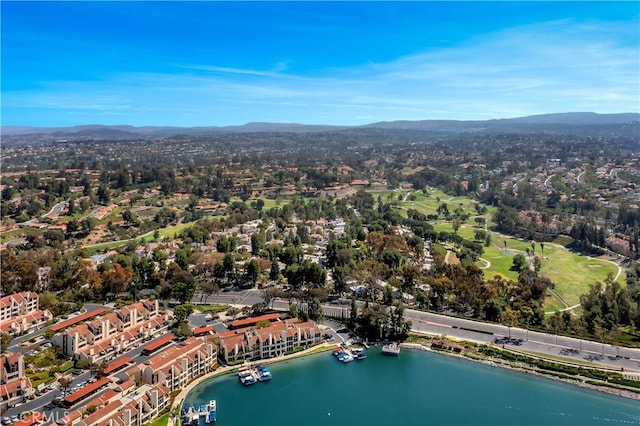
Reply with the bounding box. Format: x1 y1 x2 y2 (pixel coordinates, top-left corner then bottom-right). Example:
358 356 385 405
353 348 367 359
238 368 257 385
256 365 272 381
208 400 217 423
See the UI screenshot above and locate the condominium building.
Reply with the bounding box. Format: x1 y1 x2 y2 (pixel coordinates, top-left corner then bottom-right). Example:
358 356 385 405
0 353 32 414
127 336 217 392
52 300 170 364
0 292 52 336
218 317 322 363
58 382 170 426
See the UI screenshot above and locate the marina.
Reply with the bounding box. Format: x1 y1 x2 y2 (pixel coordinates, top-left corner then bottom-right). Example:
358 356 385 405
333 345 368 362
238 364 273 385
182 399 216 425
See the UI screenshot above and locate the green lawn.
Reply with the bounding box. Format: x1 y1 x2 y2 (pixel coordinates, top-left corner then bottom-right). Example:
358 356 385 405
400 199 622 313
474 232 621 311
80 222 195 255
146 413 170 426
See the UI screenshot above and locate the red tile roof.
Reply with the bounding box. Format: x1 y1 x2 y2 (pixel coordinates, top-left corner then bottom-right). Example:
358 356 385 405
14 412 46 426
142 334 175 353
192 325 215 336
230 313 281 329
63 377 111 405
103 356 134 375
50 308 108 332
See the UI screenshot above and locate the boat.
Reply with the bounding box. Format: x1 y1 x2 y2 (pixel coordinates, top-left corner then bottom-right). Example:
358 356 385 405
255 365 272 381
340 353 354 362
238 368 257 385
353 348 367 359
208 400 217 423
382 342 400 355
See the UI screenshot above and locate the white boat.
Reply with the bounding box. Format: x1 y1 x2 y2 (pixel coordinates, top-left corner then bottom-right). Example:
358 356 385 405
382 343 400 355
208 400 217 423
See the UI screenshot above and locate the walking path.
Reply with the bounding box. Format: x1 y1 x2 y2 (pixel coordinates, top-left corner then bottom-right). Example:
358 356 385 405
477 257 491 269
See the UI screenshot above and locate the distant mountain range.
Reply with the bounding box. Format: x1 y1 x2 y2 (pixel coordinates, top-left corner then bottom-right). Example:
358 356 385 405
2 112 639 140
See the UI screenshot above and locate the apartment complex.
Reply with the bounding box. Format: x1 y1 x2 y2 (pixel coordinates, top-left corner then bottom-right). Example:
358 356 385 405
52 300 170 364
218 317 322 363
0 292 52 336
126 336 217 392
58 381 170 426
0 353 31 414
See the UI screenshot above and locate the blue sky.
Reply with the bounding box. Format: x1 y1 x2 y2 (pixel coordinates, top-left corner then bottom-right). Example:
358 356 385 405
2 1 639 127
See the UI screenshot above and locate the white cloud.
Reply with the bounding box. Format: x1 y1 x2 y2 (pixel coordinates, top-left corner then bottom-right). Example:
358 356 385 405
3 17 638 126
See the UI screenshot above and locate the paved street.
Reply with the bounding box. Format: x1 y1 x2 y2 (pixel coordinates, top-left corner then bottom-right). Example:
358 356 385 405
202 290 640 371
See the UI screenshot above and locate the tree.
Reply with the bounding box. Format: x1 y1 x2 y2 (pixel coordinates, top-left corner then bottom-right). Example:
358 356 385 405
251 233 265 256
97 184 110 205
59 376 73 395
510 254 527 272
226 306 240 320
101 263 134 296
1 332 11 353
502 308 519 339
173 304 194 323
199 280 220 303
244 259 261 286
269 259 280 281
307 297 324 322
172 281 196 305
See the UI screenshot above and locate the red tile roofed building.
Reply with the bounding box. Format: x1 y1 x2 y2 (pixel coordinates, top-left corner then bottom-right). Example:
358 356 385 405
1 353 32 413
54 409 83 426
49 308 108 332
141 334 175 355
52 300 170 364
192 325 215 337
0 292 52 336
62 377 112 408
218 318 322 363
71 383 171 426
102 357 135 376
229 313 281 329
350 179 370 186
129 337 217 392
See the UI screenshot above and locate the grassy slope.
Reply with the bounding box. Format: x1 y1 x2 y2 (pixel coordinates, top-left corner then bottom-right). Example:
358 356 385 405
369 189 623 312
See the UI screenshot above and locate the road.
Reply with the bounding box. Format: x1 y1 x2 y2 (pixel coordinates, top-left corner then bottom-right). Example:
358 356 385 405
41 201 68 220
203 291 640 371
577 170 587 184
8 304 106 354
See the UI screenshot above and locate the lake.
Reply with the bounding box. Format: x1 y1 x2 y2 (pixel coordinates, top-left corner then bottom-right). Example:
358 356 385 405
183 348 640 426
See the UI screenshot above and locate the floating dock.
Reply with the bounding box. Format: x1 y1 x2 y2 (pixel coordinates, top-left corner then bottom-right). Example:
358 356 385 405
382 342 400 355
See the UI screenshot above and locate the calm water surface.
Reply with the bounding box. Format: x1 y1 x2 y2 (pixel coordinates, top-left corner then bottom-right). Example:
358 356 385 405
183 348 640 426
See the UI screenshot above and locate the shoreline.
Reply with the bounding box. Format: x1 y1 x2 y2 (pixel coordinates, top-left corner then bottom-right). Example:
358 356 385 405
400 342 640 401
166 337 639 424
169 342 338 417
